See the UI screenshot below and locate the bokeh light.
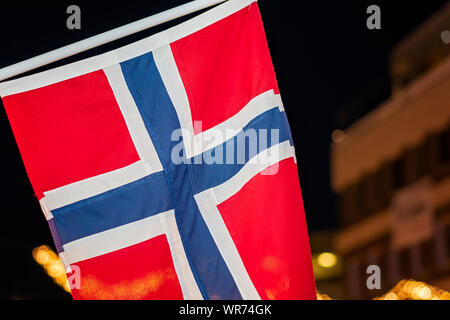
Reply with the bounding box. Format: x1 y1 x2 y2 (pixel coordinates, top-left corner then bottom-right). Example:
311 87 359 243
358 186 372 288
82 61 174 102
32 245 71 293
317 252 338 268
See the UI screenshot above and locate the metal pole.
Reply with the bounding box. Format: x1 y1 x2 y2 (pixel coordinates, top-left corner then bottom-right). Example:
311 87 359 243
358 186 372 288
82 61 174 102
0 0 227 81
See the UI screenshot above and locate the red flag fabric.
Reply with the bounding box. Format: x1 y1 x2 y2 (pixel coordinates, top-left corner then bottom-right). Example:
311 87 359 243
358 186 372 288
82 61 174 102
0 0 316 300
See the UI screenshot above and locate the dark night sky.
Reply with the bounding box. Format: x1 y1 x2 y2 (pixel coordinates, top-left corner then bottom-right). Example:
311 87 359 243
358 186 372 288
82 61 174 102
0 0 447 299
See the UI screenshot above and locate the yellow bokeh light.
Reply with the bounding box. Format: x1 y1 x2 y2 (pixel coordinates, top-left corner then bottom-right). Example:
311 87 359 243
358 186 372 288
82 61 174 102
417 286 431 300
384 292 398 300
32 245 70 294
34 249 51 265
317 252 337 268
440 292 450 300
47 262 65 278
63 280 71 293
375 279 450 300
318 279 449 300
316 291 332 300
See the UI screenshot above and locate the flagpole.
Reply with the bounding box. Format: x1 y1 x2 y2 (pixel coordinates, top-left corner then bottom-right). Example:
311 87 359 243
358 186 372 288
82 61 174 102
0 0 227 82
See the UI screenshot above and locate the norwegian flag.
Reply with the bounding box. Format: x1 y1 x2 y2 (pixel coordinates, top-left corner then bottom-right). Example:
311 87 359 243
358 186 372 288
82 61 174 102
0 0 315 300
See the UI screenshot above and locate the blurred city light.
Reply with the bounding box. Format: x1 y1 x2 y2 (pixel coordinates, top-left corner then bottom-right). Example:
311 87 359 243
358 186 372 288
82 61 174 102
316 279 450 300
316 290 333 300
312 250 341 281
317 252 338 268
32 245 70 293
384 292 398 300
375 280 450 300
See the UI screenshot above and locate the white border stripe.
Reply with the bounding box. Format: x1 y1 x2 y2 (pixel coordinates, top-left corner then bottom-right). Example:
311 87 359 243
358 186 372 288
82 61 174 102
38 198 53 220
194 141 294 300
103 65 163 173
152 43 283 160
212 141 293 204
59 252 72 273
0 0 256 97
195 91 282 156
161 212 204 300
41 64 164 211
43 160 149 210
153 44 195 152
153 44 283 159
63 210 170 264
194 190 260 300
63 209 203 299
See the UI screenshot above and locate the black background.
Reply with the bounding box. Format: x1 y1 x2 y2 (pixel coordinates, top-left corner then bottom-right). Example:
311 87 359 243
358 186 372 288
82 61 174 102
0 0 447 299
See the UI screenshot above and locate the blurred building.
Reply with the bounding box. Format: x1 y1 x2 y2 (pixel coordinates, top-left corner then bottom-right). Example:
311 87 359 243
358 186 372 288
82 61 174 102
331 2 450 299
